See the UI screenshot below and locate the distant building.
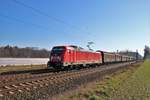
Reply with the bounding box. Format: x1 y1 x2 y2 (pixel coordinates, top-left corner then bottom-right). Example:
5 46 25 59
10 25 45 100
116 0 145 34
119 50 143 60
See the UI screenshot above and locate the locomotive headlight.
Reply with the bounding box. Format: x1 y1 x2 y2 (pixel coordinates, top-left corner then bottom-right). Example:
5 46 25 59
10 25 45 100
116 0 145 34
51 56 53 60
57 56 61 61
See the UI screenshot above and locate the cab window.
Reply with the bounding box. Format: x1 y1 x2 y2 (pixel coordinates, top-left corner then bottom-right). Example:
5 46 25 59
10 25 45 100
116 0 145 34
51 47 65 54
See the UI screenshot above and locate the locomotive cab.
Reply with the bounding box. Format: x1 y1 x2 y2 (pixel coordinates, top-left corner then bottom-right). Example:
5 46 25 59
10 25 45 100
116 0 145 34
47 46 66 69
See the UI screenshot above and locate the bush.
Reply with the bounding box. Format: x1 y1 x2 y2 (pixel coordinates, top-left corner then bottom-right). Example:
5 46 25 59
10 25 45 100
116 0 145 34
88 95 101 100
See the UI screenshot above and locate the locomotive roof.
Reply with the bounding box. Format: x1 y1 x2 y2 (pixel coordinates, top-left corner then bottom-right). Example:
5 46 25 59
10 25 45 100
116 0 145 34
52 45 97 52
69 45 97 52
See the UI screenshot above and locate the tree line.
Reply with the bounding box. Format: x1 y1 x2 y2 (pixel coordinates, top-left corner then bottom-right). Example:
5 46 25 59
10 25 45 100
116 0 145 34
144 45 150 59
0 45 50 58
0 45 146 59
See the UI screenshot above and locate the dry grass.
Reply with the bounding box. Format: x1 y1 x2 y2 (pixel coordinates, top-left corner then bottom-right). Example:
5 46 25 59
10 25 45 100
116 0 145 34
0 64 47 73
108 60 150 100
61 61 145 100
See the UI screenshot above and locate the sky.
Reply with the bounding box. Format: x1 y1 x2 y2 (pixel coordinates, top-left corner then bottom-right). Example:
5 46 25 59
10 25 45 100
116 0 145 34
0 0 150 56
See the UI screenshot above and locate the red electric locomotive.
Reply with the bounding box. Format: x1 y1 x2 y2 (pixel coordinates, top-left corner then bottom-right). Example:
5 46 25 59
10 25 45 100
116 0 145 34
47 45 102 69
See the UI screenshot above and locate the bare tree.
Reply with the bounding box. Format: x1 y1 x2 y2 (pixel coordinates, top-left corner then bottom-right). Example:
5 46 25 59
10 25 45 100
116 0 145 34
87 42 94 51
0 45 50 58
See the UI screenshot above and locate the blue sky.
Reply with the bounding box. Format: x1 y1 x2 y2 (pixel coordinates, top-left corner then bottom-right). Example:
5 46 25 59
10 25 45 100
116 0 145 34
0 0 150 55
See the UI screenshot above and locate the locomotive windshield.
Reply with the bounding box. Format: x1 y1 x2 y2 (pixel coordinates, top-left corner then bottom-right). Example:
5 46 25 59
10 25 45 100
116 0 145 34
51 47 65 54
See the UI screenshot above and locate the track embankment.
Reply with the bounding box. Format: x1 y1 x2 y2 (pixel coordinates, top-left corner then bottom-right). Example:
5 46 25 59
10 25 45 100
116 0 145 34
0 61 141 100
60 61 145 100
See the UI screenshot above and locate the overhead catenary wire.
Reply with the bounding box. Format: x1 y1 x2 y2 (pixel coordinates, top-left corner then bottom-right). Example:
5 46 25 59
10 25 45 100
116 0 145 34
0 13 87 39
11 0 92 35
0 13 51 30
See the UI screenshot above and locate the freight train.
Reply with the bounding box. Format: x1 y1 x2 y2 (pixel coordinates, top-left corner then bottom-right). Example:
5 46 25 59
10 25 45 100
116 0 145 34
47 45 136 69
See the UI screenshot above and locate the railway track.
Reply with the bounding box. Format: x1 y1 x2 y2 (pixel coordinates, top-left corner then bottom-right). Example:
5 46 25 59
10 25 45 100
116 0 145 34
0 62 133 86
0 61 141 99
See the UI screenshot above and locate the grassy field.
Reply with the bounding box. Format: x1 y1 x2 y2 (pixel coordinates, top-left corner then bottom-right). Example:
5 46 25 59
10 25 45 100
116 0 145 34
0 64 47 74
108 60 150 100
62 60 150 100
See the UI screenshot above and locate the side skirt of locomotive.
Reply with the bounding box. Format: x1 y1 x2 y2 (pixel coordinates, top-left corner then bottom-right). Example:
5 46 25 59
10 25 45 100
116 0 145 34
48 61 103 70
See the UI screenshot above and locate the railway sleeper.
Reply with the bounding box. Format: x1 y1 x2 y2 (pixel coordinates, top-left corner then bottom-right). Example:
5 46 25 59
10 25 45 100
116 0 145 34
25 87 30 91
8 91 14 95
11 84 18 88
3 86 11 90
31 81 39 85
19 83 26 87
18 89 23 93
25 82 33 85
0 94 3 97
